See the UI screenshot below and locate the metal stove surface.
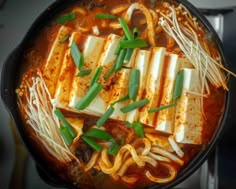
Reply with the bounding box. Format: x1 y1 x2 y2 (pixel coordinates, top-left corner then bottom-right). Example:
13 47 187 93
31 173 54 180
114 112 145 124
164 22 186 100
0 1 236 189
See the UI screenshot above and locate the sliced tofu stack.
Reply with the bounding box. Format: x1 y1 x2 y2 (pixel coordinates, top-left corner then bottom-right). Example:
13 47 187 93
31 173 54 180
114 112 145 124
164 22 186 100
126 50 151 123
69 35 106 115
43 26 72 98
155 54 181 134
43 29 204 143
84 34 121 115
174 69 203 144
54 32 84 110
108 69 131 121
139 47 166 126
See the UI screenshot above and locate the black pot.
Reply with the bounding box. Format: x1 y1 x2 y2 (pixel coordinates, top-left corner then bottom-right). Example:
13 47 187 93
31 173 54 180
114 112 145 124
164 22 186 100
0 0 231 188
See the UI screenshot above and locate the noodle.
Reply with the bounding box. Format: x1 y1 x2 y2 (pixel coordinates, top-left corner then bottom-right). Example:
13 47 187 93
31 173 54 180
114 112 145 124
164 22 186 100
145 163 177 183
151 147 184 166
85 151 100 172
124 3 156 46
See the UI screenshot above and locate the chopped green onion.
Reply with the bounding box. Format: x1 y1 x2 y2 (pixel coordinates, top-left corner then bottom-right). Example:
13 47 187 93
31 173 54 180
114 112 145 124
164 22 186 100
129 68 140 101
124 121 133 128
118 18 133 40
115 36 127 55
115 49 127 72
124 48 134 64
120 98 149 113
133 27 139 39
82 136 103 152
76 82 103 110
77 69 92 77
148 103 176 113
54 109 76 138
173 70 184 100
84 128 114 141
56 13 77 24
96 106 115 127
132 122 145 138
124 121 144 138
120 39 148 49
107 142 121 156
59 34 70 44
110 95 129 106
59 126 73 146
104 64 115 80
95 14 117 20
89 66 103 88
71 40 84 70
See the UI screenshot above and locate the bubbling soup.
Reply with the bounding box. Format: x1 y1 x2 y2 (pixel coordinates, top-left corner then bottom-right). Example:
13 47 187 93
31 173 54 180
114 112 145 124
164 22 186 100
16 0 233 188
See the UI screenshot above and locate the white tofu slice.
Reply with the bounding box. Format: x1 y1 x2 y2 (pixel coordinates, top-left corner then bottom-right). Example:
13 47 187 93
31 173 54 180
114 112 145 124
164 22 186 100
108 69 131 121
97 34 121 85
126 50 151 123
54 32 83 110
139 47 166 126
69 35 106 115
122 48 138 68
82 35 123 115
174 69 203 145
155 54 181 134
43 26 72 98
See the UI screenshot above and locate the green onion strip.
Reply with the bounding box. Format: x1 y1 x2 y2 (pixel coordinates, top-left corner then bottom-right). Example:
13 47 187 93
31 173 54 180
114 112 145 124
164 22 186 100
115 36 127 55
133 27 139 39
110 95 129 106
56 13 77 24
107 142 121 156
132 122 145 138
118 18 133 40
59 34 71 44
121 98 149 113
71 40 84 70
115 49 127 72
104 64 115 80
75 82 103 110
124 48 134 64
120 39 148 49
84 128 114 141
173 70 184 101
124 121 144 138
59 126 73 146
148 103 176 113
89 66 103 88
77 69 92 77
95 14 117 20
54 109 76 138
96 106 115 127
71 40 91 77
82 136 103 152
129 68 140 101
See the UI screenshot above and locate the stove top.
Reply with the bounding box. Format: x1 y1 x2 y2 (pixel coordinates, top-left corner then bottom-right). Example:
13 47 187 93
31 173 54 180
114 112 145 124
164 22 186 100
1 1 236 189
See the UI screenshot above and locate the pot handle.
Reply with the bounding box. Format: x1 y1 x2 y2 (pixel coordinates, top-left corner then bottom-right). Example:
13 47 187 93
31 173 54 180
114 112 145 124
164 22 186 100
1 48 19 113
